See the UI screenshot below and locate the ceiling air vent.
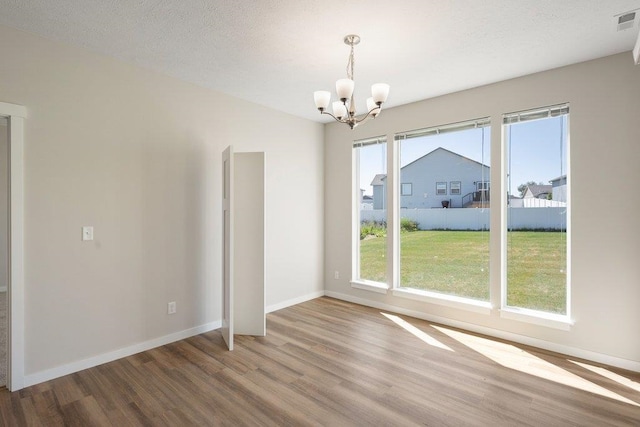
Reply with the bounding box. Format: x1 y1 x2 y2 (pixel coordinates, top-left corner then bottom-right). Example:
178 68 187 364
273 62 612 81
617 11 636 31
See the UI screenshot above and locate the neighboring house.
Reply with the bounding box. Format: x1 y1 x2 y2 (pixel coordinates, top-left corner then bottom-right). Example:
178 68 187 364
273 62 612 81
550 175 567 203
371 147 491 209
508 195 524 207
522 183 566 207
361 194 373 210
523 185 552 200
370 174 386 209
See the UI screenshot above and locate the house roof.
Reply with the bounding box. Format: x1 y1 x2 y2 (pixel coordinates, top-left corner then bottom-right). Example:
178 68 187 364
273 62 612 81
401 147 490 171
373 147 489 184
363 195 373 201
549 175 567 183
526 185 552 197
370 174 386 186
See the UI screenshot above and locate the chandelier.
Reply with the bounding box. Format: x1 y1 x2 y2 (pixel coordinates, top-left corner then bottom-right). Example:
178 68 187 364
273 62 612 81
313 35 390 129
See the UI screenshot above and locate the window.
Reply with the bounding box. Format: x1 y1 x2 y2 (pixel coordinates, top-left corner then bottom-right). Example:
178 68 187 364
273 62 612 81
504 103 569 316
477 181 489 191
395 118 491 301
353 136 387 285
401 183 412 196
450 181 461 195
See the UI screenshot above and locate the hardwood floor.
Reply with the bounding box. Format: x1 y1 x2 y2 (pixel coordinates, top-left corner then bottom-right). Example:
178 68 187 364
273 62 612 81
1 297 639 426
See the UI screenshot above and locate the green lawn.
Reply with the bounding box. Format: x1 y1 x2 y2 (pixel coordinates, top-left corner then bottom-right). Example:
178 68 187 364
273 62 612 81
360 230 566 314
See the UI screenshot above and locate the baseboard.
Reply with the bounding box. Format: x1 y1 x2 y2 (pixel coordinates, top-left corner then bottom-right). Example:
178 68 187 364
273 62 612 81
324 291 640 373
23 320 221 388
266 290 325 314
22 290 324 388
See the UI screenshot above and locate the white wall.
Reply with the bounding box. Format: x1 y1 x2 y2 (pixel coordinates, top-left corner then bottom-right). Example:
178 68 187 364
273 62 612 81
325 53 640 367
0 24 324 378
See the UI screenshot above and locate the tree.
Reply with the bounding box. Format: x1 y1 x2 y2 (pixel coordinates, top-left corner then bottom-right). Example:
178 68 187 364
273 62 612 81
517 181 541 197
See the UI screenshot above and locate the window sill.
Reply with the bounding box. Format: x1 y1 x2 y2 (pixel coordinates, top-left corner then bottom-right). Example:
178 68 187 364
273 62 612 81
500 307 573 331
350 280 389 294
392 288 492 315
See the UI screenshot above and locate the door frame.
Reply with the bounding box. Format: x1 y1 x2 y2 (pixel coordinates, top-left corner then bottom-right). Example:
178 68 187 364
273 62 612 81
0 101 26 391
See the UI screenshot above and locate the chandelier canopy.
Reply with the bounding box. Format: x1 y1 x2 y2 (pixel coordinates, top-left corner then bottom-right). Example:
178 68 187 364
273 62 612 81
313 35 390 129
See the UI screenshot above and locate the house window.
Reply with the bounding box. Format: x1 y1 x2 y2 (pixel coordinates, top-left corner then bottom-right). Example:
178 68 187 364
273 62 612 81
401 183 412 196
450 181 461 195
395 118 491 301
477 181 490 191
504 103 569 316
353 136 387 285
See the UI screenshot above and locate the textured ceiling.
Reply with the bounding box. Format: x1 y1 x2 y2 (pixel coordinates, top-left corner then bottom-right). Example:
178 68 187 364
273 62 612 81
1 0 639 122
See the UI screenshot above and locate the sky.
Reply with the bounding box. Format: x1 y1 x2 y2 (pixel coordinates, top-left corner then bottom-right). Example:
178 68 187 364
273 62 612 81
358 115 567 197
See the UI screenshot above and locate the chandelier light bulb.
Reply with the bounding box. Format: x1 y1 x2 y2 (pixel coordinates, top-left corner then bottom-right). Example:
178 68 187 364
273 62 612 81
332 101 347 120
336 78 355 102
314 91 331 111
371 83 390 105
367 97 380 117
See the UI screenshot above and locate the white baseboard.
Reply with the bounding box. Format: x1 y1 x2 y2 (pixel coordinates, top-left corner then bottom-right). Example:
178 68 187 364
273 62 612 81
22 290 324 388
266 290 325 314
324 291 640 373
24 321 221 388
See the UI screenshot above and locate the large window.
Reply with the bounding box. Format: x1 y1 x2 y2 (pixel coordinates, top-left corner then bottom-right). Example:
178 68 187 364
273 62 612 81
395 118 491 301
504 104 569 315
353 136 387 285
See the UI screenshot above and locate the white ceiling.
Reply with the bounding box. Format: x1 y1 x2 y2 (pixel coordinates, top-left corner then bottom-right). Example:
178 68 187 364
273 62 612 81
1 0 639 122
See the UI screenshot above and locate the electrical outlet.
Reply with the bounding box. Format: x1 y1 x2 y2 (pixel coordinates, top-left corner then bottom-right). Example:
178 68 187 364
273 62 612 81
334 271 340 279
168 301 176 314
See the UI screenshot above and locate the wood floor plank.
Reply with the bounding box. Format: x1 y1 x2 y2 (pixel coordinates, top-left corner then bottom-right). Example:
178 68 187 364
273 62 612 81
0 297 639 426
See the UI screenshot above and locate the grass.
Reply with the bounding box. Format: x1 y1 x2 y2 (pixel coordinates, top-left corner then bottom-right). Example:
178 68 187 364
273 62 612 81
359 230 567 314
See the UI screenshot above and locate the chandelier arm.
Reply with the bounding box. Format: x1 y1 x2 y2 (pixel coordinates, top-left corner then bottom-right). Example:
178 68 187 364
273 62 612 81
353 106 381 125
320 110 347 124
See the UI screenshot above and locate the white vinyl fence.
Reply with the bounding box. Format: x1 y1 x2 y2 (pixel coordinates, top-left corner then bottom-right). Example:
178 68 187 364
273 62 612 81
361 207 566 230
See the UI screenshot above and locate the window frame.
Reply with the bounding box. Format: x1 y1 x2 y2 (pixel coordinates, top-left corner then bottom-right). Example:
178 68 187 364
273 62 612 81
348 108 572 329
394 117 491 305
436 182 447 195
450 181 461 195
501 103 571 325
352 135 389 292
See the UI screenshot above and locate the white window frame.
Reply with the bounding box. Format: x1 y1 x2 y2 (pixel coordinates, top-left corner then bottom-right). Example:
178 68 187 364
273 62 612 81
436 182 447 195
477 181 490 191
352 136 389 293
450 181 461 195
393 117 491 309
401 183 412 196
501 103 572 328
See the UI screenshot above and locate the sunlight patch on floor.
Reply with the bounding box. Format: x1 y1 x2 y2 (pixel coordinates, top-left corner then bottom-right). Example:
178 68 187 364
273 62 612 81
569 360 640 394
381 313 453 352
431 325 639 407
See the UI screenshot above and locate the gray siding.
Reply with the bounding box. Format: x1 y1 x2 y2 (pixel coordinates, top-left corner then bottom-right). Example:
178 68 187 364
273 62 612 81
399 148 489 209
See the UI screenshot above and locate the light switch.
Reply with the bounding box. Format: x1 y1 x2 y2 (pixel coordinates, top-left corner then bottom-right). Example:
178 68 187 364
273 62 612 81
82 226 94 241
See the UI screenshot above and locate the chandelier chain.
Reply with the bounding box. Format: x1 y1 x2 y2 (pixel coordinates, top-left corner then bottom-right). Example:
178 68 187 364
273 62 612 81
346 42 355 80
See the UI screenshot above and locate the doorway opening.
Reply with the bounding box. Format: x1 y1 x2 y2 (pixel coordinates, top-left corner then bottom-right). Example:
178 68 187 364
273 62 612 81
0 116 6 387
0 101 26 391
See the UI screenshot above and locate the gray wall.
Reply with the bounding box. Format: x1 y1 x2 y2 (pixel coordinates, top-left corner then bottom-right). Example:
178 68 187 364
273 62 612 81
324 52 640 366
0 24 324 377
